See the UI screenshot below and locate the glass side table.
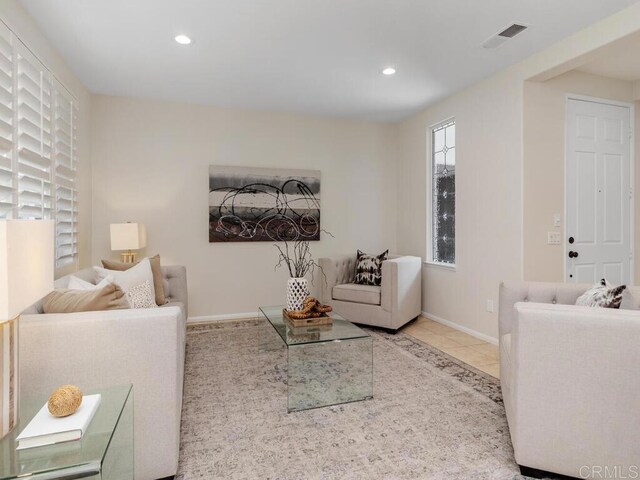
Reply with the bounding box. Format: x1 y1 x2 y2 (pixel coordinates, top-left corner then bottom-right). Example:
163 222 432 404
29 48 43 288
0 385 133 480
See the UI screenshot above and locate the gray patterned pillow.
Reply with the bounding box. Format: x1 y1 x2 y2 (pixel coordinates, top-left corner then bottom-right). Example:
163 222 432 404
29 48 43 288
126 280 158 309
575 279 626 309
354 249 388 286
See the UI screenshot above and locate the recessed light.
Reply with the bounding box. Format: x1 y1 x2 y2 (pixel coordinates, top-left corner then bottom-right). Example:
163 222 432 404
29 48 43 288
175 35 192 45
381 67 396 76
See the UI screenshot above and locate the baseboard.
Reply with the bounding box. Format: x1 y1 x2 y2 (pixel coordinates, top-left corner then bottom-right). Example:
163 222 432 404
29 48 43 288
421 311 498 345
187 312 261 324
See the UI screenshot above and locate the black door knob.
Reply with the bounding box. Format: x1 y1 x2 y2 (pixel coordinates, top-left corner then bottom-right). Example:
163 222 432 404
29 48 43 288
568 251 579 258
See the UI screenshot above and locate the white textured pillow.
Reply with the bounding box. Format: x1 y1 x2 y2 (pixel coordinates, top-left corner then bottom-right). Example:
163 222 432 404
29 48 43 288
68 274 114 291
94 258 154 294
126 280 158 309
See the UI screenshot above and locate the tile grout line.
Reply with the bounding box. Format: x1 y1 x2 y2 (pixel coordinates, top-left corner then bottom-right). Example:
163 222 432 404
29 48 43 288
401 317 500 379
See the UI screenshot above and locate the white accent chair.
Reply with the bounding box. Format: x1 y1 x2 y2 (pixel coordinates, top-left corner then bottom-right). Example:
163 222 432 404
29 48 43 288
319 254 421 330
499 281 640 479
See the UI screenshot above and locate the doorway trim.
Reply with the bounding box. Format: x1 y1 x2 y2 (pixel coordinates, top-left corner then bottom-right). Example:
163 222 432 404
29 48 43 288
564 93 635 284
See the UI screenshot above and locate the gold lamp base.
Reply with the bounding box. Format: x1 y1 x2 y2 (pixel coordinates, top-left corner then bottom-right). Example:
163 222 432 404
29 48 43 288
120 251 138 264
1 315 19 439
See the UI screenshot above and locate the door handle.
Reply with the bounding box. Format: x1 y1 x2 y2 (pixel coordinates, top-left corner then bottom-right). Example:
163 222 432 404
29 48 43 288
568 251 579 258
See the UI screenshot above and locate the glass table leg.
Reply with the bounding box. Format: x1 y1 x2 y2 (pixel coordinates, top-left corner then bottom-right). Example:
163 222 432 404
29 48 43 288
287 337 373 412
259 327 285 353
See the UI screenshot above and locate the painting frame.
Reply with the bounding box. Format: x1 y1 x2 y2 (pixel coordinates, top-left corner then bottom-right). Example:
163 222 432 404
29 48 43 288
209 165 321 243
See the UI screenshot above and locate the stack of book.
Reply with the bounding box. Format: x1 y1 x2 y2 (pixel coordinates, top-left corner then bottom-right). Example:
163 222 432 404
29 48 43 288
16 394 101 450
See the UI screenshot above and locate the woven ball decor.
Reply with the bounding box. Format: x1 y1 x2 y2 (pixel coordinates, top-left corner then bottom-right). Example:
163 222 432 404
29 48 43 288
48 385 83 417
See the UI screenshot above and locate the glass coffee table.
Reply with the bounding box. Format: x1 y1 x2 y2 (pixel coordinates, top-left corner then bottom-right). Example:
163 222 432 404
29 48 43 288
259 306 373 412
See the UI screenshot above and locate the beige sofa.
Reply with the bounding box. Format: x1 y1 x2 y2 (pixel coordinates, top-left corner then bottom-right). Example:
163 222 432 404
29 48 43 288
20 266 188 480
499 281 640 479
319 254 422 330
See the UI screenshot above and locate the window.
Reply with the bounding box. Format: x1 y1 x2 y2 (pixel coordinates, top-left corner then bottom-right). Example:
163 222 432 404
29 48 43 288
0 21 78 269
430 119 455 265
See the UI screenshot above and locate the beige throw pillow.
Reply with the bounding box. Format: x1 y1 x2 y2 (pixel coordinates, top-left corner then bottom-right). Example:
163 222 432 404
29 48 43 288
43 283 129 313
101 254 166 305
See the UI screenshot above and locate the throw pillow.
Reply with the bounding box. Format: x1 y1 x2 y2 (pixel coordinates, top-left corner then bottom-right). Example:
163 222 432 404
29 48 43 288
354 249 389 286
67 274 114 291
101 254 167 305
94 257 154 294
126 280 158 309
575 279 626 308
43 283 129 313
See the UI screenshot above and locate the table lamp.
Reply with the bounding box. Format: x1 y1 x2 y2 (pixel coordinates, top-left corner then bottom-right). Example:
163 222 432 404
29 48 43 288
110 222 147 263
0 220 54 439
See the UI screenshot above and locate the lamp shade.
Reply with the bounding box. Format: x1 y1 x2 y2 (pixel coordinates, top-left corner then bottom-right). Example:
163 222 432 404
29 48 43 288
0 220 54 320
110 223 147 251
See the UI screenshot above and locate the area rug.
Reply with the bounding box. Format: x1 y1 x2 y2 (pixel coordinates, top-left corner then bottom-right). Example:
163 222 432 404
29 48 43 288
176 320 534 479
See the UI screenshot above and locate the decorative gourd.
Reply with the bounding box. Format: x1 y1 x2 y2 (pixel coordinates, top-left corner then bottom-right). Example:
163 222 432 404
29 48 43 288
48 385 83 417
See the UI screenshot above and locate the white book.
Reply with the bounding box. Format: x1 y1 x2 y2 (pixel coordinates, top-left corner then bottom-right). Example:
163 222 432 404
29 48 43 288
16 394 101 450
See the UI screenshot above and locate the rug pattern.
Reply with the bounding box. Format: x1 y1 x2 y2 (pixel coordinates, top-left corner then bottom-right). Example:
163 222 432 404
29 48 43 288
177 320 536 479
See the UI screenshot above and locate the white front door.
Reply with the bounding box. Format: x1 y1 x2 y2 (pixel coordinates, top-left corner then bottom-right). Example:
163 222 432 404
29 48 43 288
566 97 632 285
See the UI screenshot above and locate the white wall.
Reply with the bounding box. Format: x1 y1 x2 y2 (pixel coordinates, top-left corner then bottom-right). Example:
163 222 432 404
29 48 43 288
523 70 635 283
89 2 640 328
0 1 92 277
11 0 639 331
396 3 640 340
91 96 398 318
397 70 522 339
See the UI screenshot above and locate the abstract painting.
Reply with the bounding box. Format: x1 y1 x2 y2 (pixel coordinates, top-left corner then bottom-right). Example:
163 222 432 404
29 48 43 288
209 166 321 242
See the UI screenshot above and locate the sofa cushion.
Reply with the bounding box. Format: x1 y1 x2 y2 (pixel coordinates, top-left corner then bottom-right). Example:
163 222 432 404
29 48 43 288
68 274 114 291
333 283 381 305
126 280 158 309
95 258 154 295
55 268 97 290
42 284 129 313
101 254 167 305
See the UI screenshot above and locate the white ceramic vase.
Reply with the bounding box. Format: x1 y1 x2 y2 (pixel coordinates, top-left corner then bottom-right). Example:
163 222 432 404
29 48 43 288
286 277 309 311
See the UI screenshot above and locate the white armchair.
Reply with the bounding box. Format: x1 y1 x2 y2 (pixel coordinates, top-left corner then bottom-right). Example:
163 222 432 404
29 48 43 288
499 281 640 478
319 254 421 330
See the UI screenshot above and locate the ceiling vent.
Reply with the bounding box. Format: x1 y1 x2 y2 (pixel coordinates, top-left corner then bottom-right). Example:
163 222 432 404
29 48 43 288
482 23 529 49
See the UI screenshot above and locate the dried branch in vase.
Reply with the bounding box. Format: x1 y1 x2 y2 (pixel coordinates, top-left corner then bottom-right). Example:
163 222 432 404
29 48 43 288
274 230 333 284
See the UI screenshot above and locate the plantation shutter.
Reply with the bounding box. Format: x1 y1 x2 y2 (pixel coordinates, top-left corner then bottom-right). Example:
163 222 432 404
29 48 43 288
16 42 52 221
53 80 78 267
0 20 79 269
0 22 14 219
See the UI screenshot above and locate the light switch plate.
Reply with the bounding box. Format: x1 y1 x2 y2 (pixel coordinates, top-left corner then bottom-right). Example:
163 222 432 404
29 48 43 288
547 232 561 245
553 213 561 227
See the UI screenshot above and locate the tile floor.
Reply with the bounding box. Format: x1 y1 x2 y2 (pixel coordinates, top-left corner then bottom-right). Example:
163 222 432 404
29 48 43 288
401 317 500 379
